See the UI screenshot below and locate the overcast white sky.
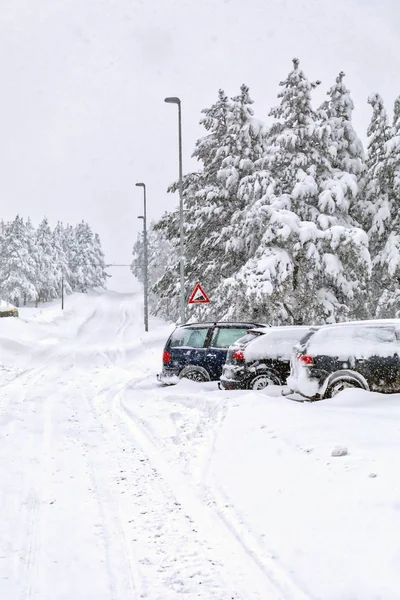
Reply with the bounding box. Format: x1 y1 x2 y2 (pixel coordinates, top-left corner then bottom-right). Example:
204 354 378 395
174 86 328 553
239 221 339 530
1 0 400 264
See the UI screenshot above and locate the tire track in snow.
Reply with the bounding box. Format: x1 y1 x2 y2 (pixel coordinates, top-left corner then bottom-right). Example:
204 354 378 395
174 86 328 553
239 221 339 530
0 366 46 430
90 379 241 600
3 369 54 600
77 385 143 600
115 389 314 600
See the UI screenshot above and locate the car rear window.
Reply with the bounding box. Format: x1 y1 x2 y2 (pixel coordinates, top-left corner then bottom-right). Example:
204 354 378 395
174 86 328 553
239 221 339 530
211 327 251 348
244 328 311 361
307 325 398 358
294 329 318 352
169 327 209 348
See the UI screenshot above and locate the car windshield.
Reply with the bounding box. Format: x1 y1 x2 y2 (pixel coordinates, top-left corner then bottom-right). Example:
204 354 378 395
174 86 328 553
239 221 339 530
244 328 311 361
169 327 208 348
307 325 398 358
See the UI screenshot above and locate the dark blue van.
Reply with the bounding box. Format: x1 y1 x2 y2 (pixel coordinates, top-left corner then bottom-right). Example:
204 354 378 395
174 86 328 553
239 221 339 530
157 321 267 384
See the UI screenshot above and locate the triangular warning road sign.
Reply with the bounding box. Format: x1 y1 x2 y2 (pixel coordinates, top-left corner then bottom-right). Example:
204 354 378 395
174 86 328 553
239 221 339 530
188 283 210 305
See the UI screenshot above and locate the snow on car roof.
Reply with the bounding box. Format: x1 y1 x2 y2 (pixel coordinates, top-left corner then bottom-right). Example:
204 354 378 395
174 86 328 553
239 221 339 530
317 318 400 328
248 325 310 334
181 321 266 328
306 323 400 359
243 326 313 361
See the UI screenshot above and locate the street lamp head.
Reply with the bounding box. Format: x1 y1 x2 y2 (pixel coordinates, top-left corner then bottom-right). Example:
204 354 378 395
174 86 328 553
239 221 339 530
135 182 145 188
164 96 181 105
138 215 144 220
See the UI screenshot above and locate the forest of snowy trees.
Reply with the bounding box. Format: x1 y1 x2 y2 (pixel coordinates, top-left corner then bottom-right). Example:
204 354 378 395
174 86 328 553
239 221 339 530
132 59 400 325
0 216 107 307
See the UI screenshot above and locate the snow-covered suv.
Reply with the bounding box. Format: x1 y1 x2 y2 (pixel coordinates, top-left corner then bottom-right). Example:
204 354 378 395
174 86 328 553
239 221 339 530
157 321 266 384
288 320 400 399
220 325 313 390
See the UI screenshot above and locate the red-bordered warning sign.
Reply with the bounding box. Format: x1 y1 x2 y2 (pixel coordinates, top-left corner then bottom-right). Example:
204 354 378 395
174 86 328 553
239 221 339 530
188 283 210 305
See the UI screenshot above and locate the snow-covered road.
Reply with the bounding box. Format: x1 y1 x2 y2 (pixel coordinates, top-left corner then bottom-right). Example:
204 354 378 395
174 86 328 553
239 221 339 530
1 281 400 599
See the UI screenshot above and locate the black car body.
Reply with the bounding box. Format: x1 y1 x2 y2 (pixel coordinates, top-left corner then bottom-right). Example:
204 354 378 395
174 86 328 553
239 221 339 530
288 320 400 399
157 321 266 384
220 326 313 390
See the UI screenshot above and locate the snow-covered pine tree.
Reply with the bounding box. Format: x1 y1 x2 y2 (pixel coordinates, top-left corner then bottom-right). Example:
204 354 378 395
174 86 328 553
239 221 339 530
0 215 37 305
70 221 104 292
52 221 72 296
358 96 391 240
319 72 365 177
92 233 108 288
153 90 231 322
317 71 369 318
211 84 266 285
131 223 176 319
153 87 264 321
367 94 400 316
62 224 81 291
35 217 60 303
214 59 370 324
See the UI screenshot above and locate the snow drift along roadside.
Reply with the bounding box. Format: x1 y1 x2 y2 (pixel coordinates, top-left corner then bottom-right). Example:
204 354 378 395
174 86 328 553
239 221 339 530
1 284 400 600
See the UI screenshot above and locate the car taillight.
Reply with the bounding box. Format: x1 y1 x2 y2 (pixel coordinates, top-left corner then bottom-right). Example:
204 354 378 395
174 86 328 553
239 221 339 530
233 350 245 362
298 354 314 366
163 351 171 364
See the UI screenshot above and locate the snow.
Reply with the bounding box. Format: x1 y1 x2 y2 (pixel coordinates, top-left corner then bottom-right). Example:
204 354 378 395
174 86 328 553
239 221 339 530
306 322 400 358
0 299 17 311
1 277 400 599
242 326 311 361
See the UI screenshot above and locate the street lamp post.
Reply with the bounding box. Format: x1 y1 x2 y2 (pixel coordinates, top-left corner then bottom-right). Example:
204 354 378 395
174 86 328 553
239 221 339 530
136 182 149 332
164 96 185 324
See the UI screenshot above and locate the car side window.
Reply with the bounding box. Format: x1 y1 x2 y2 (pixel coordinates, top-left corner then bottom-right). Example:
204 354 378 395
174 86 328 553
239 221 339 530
211 327 249 348
170 327 209 348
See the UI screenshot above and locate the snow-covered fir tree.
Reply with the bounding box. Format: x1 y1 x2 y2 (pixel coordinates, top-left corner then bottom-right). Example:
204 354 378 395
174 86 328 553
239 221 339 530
92 233 108 288
131 223 176 320
70 221 107 292
52 221 73 296
213 59 370 324
0 216 37 305
35 217 60 303
319 71 365 177
0 217 107 305
153 86 265 321
365 94 400 316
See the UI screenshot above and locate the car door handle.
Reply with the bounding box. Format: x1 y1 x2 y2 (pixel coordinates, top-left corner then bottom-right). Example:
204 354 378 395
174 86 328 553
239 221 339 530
206 353 217 358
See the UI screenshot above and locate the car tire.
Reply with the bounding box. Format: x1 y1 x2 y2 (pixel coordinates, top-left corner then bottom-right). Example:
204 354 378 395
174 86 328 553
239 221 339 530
179 365 210 383
248 370 281 391
325 378 364 398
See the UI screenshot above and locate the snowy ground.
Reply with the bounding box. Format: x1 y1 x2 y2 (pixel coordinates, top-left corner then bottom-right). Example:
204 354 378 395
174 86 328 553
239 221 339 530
1 273 400 600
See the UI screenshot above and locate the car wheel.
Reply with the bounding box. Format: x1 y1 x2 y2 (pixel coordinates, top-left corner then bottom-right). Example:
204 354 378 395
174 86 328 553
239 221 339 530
326 379 363 398
179 366 210 383
248 371 281 391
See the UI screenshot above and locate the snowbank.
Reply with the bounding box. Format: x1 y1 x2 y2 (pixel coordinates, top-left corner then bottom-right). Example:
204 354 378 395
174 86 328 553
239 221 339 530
0 300 17 311
1 286 400 600
128 368 400 600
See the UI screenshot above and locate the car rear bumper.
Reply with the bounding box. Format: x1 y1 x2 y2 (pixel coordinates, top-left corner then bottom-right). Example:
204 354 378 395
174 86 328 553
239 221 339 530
220 364 248 389
287 372 322 399
157 369 180 385
218 378 247 390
